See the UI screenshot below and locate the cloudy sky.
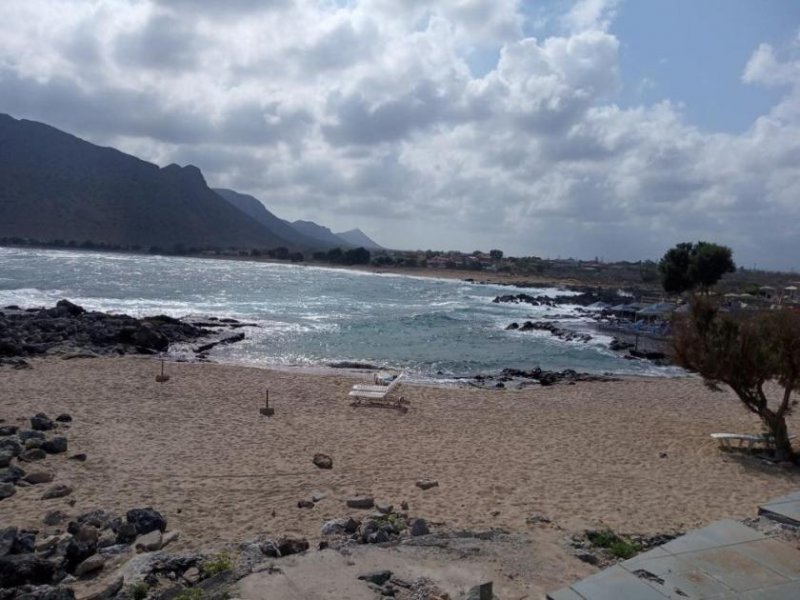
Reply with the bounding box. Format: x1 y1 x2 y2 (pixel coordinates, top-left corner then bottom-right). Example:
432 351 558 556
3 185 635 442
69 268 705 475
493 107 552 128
2 0 799 269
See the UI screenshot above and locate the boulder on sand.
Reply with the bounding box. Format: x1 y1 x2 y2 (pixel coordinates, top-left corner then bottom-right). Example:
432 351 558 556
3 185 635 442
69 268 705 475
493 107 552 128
31 414 55 432
312 453 333 469
126 508 167 535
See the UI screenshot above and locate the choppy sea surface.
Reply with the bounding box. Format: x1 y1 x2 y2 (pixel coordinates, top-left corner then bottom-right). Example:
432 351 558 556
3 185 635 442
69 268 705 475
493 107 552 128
0 247 680 379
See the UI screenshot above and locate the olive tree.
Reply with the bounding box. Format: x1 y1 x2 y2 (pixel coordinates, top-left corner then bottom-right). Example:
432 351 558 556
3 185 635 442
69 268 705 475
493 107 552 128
672 299 800 461
658 242 735 294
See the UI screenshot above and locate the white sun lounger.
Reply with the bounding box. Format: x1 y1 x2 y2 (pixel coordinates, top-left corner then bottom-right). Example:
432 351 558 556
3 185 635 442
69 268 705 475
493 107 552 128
710 432 796 450
349 373 405 405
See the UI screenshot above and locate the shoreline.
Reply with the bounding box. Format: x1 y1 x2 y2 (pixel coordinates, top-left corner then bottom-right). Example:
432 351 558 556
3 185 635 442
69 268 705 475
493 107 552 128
0 243 633 291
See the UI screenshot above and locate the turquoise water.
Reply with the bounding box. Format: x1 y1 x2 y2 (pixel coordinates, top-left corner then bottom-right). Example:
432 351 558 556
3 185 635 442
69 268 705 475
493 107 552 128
0 247 678 379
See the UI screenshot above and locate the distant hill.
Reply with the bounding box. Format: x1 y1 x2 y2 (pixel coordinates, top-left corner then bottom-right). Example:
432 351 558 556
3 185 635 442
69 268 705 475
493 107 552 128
292 220 352 248
0 114 291 251
336 228 383 250
213 188 335 249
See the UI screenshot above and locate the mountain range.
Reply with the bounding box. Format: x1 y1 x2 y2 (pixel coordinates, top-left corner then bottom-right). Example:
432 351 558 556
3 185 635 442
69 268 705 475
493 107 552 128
0 113 382 253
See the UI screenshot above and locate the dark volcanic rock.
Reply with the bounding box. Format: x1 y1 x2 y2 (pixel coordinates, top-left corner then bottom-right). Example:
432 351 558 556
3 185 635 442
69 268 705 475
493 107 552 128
0 554 57 587
54 300 85 317
5 529 36 555
20 448 47 462
0 425 18 436
63 537 98 574
126 507 167 535
41 484 73 500
194 332 245 354
43 511 69 526
0 465 26 483
312 453 333 469
4 584 76 600
0 302 215 360
467 367 619 389
55 414 72 423
514 321 592 343
0 439 22 457
358 570 393 586
41 437 68 455
493 288 632 308
31 414 55 432
261 537 309 557
0 483 16 500
19 430 46 443
327 361 378 370
410 519 430 537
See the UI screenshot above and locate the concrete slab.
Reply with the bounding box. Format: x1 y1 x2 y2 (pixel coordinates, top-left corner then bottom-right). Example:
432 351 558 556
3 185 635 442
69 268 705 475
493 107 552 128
621 554 735 599
571 566 670 600
732 539 800 581
661 519 767 555
740 580 800 600
549 514 800 600
677 546 789 593
758 503 800 526
546 588 587 600
758 491 800 526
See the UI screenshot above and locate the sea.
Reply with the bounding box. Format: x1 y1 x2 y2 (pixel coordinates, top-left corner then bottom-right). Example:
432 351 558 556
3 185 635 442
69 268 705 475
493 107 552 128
0 247 681 380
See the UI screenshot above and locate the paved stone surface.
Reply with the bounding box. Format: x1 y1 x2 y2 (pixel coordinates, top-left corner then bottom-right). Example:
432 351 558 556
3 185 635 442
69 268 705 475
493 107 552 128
547 500 800 600
758 491 800 526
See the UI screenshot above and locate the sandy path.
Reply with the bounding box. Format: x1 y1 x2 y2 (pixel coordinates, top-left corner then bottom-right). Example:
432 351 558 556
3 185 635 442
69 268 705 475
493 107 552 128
1 357 797 556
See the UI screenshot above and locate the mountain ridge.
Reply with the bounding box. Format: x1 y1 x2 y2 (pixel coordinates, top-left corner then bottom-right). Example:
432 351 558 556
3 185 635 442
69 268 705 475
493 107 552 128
212 188 337 250
335 228 383 250
0 113 291 251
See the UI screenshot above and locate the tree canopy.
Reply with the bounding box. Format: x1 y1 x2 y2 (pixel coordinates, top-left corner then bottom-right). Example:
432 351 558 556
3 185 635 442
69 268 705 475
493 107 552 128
672 299 800 461
658 241 735 294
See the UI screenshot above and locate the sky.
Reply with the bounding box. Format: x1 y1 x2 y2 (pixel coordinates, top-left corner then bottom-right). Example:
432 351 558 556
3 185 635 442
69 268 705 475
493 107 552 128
1 0 799 270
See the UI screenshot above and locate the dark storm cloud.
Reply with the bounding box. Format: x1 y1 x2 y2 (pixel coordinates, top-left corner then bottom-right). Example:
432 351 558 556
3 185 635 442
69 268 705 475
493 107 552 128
0 68 309 150
152 0 291 16
298 20 378 72
217 102 313 146
114 13 206 71
0 67 210 144
322 80 454 146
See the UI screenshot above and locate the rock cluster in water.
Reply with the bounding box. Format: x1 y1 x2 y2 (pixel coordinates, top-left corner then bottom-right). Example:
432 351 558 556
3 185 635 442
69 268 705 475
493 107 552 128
469 368 619 388
492 288 630 308
506 321 592 343
0 300 253 368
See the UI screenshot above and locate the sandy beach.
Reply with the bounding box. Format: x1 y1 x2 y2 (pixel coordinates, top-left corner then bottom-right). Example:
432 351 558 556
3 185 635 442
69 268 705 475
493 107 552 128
2 356 798 594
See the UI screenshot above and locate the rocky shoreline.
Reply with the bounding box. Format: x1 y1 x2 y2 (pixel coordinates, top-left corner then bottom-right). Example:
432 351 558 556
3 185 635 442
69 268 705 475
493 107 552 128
493 290 672 366
0 410 461 600
0 301 251 368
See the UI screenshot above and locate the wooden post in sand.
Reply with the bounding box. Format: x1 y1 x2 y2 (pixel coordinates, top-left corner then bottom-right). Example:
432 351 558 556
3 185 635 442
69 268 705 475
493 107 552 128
260 388 275 417
155 359 170 383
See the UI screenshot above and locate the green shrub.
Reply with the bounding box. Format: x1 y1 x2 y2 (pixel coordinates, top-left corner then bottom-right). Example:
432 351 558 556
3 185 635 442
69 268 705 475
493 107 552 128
609 538 641 559
125 582 149 600
587 529 640 559
201 551 234 577
173 589 204 600
587 529 620 548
